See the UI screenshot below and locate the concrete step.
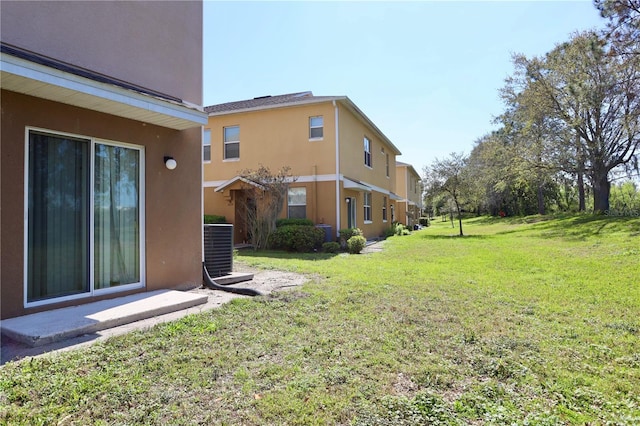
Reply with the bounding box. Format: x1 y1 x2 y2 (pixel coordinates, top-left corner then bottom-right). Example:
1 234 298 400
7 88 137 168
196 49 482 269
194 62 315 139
1 290 208 347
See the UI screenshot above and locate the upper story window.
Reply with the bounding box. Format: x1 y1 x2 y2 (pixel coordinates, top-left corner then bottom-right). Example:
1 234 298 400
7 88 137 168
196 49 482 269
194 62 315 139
364 136 372 168
223 125 240 160
364 191 372 222
309 116 323 139
385 153 389 177
203 129 211 162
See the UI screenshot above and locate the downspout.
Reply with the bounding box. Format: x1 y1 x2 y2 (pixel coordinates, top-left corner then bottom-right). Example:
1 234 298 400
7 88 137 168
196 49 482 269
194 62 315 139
333 100 341 238
201 126 205 265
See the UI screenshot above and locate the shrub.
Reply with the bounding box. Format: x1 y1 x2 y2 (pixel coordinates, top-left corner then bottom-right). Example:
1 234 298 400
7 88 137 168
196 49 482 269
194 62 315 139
276 218 314 228
339 228 363 248
204 214 226 224
269 225 324 252
383 226 396 239
322 241 341 253
395 222 405 236
347 235 366 254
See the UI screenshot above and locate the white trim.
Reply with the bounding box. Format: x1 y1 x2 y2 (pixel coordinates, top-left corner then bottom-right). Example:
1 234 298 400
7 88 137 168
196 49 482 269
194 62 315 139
23 127 146 308
1 53 207 130
334 100 341 236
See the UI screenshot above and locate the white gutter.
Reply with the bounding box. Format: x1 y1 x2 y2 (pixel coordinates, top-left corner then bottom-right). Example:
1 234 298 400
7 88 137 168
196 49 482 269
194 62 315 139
334 100 341 237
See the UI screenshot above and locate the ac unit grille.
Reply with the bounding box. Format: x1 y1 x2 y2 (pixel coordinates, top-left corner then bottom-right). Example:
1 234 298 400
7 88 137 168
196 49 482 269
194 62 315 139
203 224 233 278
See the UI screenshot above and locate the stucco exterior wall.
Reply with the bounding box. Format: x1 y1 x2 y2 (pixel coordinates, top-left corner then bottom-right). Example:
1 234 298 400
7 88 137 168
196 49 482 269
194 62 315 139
1 91 202 319
205 103 337 181
0 0 202 104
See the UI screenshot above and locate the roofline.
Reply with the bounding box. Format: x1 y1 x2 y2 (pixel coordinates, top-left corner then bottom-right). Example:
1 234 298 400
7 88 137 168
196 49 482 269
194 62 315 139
208 95 402 156
1 46 207 130
397 161 421 178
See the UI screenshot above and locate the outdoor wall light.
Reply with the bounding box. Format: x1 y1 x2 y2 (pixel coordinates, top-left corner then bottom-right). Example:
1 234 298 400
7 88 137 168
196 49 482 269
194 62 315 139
164 156 177 170
345 197 350 203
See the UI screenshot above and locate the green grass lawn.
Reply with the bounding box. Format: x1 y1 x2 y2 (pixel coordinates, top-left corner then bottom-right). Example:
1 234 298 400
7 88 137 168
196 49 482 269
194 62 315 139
1 215 639 425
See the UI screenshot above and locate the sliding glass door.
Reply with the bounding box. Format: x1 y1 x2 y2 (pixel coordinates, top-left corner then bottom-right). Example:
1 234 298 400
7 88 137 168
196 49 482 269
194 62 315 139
26 130 143 305
27 133 90 301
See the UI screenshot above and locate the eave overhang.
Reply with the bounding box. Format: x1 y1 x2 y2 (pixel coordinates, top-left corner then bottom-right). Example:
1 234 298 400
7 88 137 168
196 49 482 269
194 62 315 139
1 51 207 130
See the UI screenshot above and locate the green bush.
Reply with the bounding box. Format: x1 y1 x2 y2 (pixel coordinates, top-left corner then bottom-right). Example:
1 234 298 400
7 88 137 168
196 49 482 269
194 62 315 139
383 226 396 239
269 225 324 252
395 223 406 236
204 214 226 224
339 228 363 248
347 235 366 254
276 218 314 228
322 241 341 253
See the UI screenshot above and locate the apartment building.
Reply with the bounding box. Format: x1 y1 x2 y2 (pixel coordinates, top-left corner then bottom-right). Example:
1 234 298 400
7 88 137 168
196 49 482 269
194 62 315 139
203 92 402 243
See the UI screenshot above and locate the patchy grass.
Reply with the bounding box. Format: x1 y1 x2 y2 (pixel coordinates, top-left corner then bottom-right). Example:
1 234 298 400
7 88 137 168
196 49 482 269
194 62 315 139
1 215 639 425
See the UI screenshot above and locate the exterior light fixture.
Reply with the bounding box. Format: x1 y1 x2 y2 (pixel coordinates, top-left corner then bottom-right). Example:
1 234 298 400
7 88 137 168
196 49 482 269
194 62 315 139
345 197 350 203
164 156 177 170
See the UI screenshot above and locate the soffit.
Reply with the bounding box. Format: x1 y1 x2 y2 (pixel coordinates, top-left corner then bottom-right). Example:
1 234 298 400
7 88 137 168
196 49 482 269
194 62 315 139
1 53 207 130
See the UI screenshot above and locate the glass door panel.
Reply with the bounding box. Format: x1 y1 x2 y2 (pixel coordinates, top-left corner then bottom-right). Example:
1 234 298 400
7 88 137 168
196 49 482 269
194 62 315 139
27 132 89 301
94 144 140 289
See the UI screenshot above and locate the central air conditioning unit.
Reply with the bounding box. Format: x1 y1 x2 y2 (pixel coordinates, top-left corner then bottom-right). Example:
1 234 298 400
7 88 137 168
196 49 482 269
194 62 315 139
203 224 233 278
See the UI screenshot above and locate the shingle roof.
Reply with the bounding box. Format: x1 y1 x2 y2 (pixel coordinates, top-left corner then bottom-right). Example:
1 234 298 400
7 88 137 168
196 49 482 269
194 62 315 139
204 91 345 114
205 91 402 156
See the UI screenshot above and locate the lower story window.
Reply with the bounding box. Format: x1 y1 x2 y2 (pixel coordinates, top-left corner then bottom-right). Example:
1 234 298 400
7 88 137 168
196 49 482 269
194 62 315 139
288 187 307 219
382 196 387 221
364 192 372 222
26 129 144 305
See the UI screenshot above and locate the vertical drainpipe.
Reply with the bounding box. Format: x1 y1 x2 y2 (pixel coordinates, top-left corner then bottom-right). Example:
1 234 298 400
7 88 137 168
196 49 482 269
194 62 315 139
333 100 341 238
201 126 205 263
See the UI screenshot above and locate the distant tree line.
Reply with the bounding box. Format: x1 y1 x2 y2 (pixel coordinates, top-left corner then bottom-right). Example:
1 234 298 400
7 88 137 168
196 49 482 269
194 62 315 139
424 0 639 219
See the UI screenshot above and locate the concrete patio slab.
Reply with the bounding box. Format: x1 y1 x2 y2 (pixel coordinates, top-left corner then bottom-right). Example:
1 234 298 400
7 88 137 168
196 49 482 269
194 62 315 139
1 290 208 347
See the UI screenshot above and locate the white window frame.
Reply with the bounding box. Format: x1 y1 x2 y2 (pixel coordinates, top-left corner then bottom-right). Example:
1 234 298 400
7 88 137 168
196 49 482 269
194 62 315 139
364 136 372 168
382 196 388 222
223 125 240 161
309 116 323 140
287 187 307 219
364 191 372 223
23 127 146 308
386 153 390 177
203 128 211 162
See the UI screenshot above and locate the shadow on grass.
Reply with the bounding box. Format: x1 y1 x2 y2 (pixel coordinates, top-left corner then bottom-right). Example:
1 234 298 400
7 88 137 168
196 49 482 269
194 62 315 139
420 233 490 240
237 249 340 261
530 214 640 241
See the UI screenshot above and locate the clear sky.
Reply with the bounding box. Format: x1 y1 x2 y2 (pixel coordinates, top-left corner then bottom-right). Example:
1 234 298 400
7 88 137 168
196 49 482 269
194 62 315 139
203 1 607 172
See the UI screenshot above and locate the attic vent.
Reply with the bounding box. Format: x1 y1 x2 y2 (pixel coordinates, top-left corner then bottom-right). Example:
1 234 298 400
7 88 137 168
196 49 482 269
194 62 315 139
253 95 272 100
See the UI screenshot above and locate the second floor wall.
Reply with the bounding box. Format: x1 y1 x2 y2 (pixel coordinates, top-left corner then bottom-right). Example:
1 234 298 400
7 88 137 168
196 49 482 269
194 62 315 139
1 0 203 104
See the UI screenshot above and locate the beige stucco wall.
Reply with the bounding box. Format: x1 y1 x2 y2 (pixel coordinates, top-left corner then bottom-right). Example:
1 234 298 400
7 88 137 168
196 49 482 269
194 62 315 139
0 0 203 104
1 91 202 319
205 103 337 180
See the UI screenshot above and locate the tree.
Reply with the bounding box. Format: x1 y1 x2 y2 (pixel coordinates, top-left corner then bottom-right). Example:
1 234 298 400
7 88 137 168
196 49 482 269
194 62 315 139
516 31 640 213
595 0 640 56
423 152 469 236
234 165 296 250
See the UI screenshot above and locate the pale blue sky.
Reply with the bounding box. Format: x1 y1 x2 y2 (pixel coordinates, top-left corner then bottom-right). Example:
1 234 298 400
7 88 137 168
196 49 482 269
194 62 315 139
203 1 606 171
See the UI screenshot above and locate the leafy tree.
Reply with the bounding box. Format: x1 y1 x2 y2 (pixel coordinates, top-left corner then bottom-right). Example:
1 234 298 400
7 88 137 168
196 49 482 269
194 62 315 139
515 31 640 213
235 165 296 250
423 152 469 236
595 0 640 56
